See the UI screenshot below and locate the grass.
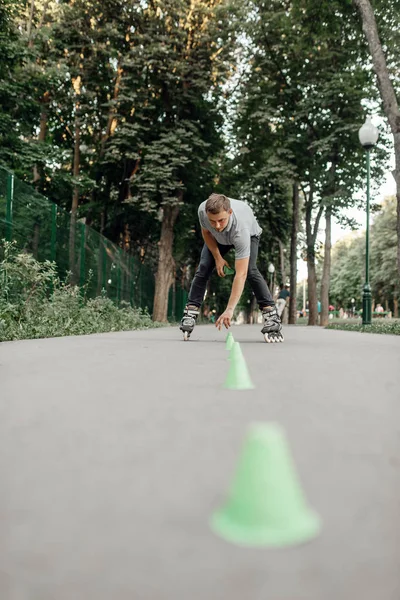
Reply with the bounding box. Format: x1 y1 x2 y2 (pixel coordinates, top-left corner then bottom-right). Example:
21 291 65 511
325 318 400 336
293 315 400 335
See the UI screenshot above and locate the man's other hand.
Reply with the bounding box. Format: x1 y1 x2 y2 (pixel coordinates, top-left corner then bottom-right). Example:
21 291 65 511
216 308 233 330
215 258 230 278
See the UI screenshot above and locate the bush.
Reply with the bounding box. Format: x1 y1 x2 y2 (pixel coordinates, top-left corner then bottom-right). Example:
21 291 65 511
326 320 400 336
0 241 162 342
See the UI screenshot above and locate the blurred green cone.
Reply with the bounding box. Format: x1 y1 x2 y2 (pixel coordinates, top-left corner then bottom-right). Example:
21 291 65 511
225 332 235 351
210 423 321 547
223 342 254 390
223 265 235 275
228 340 242 362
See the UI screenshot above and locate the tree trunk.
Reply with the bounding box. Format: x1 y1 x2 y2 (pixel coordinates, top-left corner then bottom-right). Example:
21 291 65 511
100 64 123 155
152 202 180 322
304 183 323 326
289 181 299 324
276 237 286 285
394 295 398 318
27 0 35 45
353 0 400 279
320 207 332 326
307 251 318 325
37 0 50 30
69 103 80 281
249 294 258 324
33 92 50 184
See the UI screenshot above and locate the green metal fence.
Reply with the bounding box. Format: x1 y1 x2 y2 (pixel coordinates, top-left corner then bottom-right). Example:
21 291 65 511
0 167 187 320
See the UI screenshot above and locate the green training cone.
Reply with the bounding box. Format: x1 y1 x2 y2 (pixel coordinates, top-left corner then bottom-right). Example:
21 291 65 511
225 332 235 351
228 339 242 362
223 265 235 276
210 423 321 547
223 342 254 390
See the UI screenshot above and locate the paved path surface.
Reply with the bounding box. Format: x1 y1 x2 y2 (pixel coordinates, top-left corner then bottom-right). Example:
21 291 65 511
1 324 400 600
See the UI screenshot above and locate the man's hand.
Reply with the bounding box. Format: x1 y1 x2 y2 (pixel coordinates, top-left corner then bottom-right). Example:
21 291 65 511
216 308 234 330
215 257 231 278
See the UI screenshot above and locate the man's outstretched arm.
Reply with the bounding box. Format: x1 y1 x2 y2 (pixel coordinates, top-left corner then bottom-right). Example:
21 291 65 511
215 257 249 330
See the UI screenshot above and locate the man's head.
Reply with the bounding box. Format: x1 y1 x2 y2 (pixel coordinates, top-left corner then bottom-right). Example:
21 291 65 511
205 193 232 232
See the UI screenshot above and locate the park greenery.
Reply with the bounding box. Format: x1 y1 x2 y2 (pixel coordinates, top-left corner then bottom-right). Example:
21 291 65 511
0 242 159 341
0 0 399 336
330 196 398 314
326 319 400 335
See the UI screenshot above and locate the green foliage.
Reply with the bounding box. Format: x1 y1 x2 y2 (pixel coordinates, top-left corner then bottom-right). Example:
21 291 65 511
326 320 400 336
1 0 398 321
0 242 160 342
329 233 365 307
329 196 399 309
369 196 398 298
223 0 389 314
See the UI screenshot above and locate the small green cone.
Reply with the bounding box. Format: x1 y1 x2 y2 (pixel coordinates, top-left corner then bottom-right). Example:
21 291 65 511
228 340 242 361
223 265 235 276
210 423 321 547
225 332 235 351
223 342 254 390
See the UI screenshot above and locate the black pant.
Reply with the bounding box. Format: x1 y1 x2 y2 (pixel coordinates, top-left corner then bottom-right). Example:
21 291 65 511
188 236 274 310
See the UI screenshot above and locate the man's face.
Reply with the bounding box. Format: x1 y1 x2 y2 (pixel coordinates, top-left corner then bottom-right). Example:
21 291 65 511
206 209 232 232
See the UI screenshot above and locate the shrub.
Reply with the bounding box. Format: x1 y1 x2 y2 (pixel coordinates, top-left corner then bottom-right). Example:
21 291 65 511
326 320 400 336
0 241 161 342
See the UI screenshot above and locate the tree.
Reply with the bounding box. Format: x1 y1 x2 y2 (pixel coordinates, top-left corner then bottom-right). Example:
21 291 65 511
329 234 365 309
103 0 240 321
329 196 399 315
353 0 400 280
288 182 299 324
0 0 43 175
370 196 399 315
230 0 383 325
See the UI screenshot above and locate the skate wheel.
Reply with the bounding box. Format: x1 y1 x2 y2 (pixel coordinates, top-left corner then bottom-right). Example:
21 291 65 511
264 332 284 343
183 331 190 341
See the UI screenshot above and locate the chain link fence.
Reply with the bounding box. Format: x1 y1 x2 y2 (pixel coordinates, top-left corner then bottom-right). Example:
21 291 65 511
0 167 187 320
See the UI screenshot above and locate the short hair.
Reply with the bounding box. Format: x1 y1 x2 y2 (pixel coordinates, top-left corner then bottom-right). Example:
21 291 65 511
205 193 231 214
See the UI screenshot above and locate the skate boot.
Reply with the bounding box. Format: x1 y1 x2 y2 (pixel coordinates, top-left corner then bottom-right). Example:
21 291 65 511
179 305 200 341
261 306 284 343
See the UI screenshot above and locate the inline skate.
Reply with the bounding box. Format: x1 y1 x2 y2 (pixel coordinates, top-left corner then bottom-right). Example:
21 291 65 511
261 306 284 343
179 305 200 341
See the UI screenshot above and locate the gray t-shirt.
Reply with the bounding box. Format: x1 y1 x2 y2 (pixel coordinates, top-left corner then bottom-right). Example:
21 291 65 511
198 198 262 259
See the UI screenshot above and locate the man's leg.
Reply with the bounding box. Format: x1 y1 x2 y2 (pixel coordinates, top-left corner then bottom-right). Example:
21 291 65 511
246 236 274 309
246 236 283 342
187 242 232 308
180 243 232 336
187 244 216 308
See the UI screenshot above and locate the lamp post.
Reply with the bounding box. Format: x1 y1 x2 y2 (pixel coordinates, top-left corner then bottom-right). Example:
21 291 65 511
358 116 379 325
268 263 275 293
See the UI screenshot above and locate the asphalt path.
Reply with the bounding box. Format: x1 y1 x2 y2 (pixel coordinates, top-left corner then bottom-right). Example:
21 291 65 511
1 324 399 600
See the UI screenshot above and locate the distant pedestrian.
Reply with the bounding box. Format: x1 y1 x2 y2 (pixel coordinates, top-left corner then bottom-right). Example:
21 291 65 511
276 284 290 318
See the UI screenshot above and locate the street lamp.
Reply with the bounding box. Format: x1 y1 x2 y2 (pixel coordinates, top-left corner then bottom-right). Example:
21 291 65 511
268 263 275 291
358 115 379 325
